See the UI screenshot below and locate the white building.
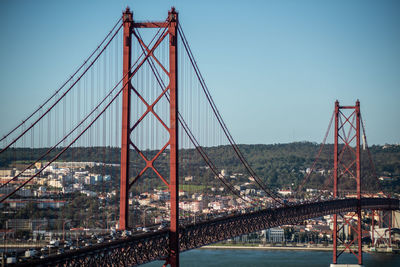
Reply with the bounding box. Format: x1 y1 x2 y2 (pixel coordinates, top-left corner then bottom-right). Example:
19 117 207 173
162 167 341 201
37 200 65 209
181 201 204 213
221 169 226 177
184 176 193 182
268 227 285 243
84 176 95 185
48 179 63 188
209 201 225 210
278 189 292 196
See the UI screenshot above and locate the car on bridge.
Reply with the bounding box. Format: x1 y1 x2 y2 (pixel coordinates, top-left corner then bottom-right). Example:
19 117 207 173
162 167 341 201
24 249 38 258
6 256 17 264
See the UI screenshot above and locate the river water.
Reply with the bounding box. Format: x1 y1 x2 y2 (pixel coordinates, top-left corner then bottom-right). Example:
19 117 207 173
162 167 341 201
143 248 400 267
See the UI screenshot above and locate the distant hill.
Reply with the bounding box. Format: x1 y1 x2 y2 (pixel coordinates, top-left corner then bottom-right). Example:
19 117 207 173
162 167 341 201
1 142 399 194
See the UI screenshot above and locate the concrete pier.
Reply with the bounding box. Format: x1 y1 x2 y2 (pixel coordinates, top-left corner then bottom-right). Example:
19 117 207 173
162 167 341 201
330 265 364 267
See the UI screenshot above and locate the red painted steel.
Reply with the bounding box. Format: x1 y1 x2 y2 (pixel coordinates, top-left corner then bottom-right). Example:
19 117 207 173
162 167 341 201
356 100 362 264
332 100 363 265
333 100 339 264
373 210 393 248
133 22 169 28
118 6 180 266
19 198 399 266
168 8 179 267
119 7 133 230
389 211 392 247
356 101 361 201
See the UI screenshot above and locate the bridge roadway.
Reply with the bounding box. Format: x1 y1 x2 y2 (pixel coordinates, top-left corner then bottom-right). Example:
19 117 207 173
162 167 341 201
15 197 399 267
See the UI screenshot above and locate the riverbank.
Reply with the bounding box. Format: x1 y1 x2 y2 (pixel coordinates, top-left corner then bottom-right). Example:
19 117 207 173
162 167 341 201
143 248 400 266
202 244 400 254
202 244 333 251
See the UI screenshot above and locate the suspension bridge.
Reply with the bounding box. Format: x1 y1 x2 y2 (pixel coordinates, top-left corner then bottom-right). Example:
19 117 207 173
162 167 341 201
0 7 398 267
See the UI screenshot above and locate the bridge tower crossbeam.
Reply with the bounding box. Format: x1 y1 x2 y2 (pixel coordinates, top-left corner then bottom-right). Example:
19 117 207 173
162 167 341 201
119 7 180 267
332 100 363 266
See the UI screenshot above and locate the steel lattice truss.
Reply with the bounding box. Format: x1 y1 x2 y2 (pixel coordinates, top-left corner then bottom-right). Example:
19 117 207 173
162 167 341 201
14 198 399 267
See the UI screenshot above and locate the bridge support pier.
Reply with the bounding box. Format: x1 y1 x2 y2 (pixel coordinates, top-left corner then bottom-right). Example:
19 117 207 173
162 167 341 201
119 7 133 231
332 100 363 266
167 8 179 267
330 264 364 267
118 6 180 266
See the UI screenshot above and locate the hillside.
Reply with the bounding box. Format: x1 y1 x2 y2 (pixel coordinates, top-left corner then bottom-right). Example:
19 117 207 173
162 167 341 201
1 142 399 194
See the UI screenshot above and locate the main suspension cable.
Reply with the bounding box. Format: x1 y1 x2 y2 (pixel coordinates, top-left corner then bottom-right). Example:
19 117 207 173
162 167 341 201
296 111 334 194
0 22 123 154
133 28 260 207
0 25 169 203
0 17 122 144
360 115 387 197
134 28 259 205
178 24 283 204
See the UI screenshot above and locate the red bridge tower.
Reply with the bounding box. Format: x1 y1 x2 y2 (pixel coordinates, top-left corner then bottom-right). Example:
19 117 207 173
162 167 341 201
119 7 180 267
332 100 362 266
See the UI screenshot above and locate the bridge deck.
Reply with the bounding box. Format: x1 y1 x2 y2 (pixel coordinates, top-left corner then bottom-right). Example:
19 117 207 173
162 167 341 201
14 198 399 267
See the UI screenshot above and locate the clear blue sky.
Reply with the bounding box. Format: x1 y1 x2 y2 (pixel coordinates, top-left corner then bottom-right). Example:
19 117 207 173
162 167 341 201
0 0 399 145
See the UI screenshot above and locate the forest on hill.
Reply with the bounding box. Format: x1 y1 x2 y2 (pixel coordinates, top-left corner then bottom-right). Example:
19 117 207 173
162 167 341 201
1 142 399 195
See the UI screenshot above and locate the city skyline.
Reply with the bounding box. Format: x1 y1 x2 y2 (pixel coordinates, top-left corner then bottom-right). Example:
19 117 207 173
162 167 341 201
0 0 399 145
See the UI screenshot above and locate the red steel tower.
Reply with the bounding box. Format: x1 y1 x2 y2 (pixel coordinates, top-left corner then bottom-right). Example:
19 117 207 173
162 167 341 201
119 7 180 266
332 100 362 265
